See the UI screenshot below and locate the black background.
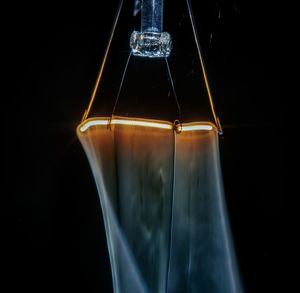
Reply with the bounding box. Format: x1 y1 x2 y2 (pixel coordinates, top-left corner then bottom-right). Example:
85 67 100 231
2 0 286 292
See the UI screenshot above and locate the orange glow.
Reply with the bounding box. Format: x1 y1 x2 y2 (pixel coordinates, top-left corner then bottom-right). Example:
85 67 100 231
79 119 110 132
78 117 215 133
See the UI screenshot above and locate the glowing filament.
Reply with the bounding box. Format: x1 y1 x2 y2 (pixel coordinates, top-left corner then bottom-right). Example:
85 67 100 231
79 118 215 133
112 119 173 130
179 124 213 132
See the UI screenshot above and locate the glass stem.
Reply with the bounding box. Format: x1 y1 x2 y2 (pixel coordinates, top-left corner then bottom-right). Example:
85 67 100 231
141 0 164 33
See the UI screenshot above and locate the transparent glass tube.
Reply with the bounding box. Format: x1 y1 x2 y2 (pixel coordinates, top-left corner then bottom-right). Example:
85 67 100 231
141 0 164 33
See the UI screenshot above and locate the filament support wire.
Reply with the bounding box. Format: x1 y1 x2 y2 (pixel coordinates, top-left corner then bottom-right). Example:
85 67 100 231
82 0 124 122
165 58 182 121
111 52 133 118
185 0 223 134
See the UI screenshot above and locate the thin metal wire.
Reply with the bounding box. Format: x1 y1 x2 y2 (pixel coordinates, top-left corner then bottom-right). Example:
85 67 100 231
82 0 124 122
185 0 223 134
111 52 132 117
165 57 182 120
